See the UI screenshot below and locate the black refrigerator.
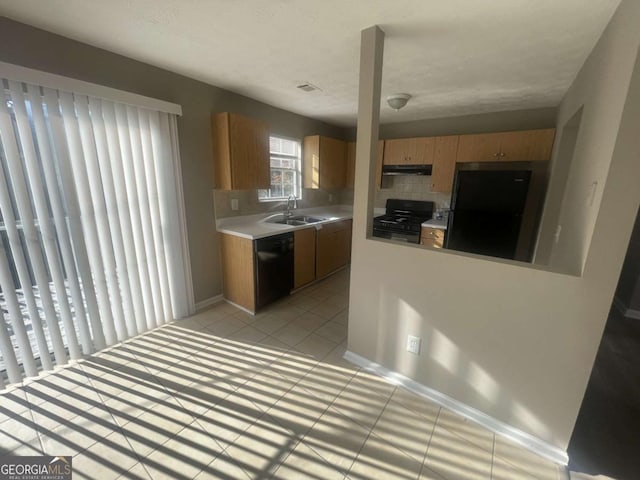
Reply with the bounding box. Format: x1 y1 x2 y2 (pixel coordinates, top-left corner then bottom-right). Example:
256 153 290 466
445 170 531 260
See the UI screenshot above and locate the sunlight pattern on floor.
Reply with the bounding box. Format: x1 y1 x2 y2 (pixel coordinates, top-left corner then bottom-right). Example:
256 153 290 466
0 269 568 479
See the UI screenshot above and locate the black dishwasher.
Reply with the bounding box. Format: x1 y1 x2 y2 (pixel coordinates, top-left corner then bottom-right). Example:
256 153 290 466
254 232 294 309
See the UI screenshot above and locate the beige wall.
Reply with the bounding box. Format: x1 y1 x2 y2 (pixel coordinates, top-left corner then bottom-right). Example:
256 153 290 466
348 0 640 452
0 17 346 303
536 2 640 274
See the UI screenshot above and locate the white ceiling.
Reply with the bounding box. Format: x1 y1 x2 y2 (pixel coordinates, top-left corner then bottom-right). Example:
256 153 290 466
0 0 621 127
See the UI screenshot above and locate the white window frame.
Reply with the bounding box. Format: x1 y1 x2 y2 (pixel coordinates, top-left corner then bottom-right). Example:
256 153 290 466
258 136 302 202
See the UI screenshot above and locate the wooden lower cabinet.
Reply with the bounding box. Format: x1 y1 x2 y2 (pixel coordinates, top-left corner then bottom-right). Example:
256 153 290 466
420 227 445 249
294 228 316 289
220 221 352 312
219 233 255 312
316 220 353 278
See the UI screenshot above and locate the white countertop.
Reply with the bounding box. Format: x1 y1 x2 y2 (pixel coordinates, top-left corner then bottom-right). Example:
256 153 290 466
421 218 448 230
217 205 353 240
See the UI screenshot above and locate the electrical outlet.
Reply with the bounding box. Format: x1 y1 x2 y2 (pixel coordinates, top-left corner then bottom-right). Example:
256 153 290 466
231 199 239 211
407 335 421 355
329 194 334 203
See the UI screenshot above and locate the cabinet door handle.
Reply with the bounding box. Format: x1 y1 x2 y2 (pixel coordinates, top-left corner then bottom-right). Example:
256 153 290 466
500 152 506 158
493 153 499 157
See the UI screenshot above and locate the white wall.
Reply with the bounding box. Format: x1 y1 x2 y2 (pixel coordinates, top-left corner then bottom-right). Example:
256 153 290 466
348 0 640 452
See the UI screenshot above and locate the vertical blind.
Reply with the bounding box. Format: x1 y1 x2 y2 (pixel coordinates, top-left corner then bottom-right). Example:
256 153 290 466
0 78 191 388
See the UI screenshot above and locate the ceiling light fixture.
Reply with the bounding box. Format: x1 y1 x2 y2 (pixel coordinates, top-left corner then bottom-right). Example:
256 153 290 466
386 93 411 111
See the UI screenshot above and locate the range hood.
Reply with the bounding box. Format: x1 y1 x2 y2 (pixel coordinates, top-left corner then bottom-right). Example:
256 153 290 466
382 164 433 176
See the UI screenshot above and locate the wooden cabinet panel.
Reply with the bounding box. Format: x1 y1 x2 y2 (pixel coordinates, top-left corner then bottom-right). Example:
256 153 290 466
344 140 386 189
415 136 436 164
456 132 503 163
303 135 346 189
212 112 270 190
383 137 435 165
323 136 347 189
303 135 320 189
346 141 356 188
457 129 556 163
431 136 459 193
219 233 255 312
375 140 385 189
316 220 352 278
294 228 316 289
499 129 556 162
420 227 445 249
384 138 415 165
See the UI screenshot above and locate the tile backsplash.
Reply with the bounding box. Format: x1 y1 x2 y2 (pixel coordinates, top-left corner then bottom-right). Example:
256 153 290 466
214 187 351 219
375 175 451 210
214 175 450 219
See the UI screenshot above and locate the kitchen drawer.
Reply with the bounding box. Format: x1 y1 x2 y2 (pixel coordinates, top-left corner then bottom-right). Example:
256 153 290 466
318 219 351 235
420 227 444 248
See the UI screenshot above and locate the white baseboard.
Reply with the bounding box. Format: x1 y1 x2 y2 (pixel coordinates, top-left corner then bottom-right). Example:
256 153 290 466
343 350 569 466
194 294 224 312
613 296 640 319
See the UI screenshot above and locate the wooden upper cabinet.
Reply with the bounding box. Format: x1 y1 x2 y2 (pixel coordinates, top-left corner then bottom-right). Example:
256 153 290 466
346 141 356 188
383 137 435 165
499 129 556 162
212 112 270 190
456 132 503 162
303 135 346 189
373 140 386 190
431 136 459 193
457 128 556 163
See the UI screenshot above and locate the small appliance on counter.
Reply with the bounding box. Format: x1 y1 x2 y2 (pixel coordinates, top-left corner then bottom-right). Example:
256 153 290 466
372 199 434 244
445 170 531 259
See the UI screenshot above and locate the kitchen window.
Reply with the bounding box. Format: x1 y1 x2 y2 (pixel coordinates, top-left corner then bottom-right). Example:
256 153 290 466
258 136 301 201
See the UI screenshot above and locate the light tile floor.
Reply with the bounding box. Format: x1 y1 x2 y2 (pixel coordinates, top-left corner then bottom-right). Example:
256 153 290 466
0 269 569 479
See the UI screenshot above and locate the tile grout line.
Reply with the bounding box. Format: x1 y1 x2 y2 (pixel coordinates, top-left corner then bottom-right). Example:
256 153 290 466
490 431 496 480
341 383 397 479
269 348 361 478
80 365 154 479
25 389 45 455
416 406 442 480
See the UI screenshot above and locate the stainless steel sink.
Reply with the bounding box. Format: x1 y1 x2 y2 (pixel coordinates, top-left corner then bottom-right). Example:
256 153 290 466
290 215 325 224
266 214 326 226
273 219 308 226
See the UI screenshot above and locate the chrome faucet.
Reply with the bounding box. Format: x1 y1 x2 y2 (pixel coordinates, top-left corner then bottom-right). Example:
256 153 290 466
284 195 298 218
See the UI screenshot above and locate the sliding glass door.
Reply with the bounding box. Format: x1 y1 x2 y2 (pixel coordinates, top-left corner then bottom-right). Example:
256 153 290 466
0 77 191 387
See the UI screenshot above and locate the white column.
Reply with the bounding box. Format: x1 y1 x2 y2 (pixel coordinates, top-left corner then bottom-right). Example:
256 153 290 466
353 26 385 238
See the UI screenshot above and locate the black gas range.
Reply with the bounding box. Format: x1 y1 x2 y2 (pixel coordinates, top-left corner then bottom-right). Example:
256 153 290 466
372 199 435 244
